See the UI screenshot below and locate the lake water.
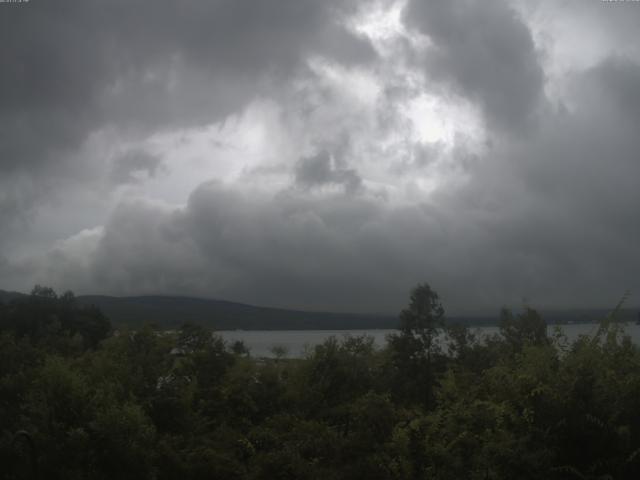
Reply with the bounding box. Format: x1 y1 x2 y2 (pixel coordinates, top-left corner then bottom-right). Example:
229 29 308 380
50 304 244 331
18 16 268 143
220 323 640 358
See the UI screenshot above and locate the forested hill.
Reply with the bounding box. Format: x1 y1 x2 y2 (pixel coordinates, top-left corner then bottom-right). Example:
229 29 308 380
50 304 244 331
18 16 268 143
1 289 636 329
0 289 25 304
0 289 398 329
75 294 400 330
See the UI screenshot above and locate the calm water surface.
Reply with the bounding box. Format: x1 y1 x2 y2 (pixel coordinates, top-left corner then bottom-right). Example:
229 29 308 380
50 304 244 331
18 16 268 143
220 323 640 358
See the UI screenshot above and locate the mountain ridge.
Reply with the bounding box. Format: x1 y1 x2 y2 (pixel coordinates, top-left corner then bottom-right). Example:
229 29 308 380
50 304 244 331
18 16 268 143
0 289 400 330
2 289 637 330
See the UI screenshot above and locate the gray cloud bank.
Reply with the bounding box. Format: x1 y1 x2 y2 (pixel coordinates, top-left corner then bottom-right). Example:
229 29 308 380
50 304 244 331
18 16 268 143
1 0 640 314
0 0 372 235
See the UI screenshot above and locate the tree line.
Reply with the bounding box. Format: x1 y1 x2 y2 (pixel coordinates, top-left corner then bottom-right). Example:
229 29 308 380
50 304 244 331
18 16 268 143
1 283 639 479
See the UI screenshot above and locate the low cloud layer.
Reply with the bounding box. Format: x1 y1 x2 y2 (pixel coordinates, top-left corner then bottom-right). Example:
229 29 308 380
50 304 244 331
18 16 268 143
1 0 639 314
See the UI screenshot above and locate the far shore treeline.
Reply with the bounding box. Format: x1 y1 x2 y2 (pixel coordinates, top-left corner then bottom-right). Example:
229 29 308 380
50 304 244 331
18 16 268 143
2 284 640 479
1 288 636 330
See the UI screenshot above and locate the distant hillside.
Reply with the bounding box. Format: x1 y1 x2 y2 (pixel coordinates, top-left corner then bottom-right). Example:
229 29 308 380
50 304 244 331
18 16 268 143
0 289 26 304
2 289 637 330
0 289 397 329
74 294 399 330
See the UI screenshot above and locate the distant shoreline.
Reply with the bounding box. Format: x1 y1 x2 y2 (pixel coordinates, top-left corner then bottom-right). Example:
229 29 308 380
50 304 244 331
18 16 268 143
2 289 636 330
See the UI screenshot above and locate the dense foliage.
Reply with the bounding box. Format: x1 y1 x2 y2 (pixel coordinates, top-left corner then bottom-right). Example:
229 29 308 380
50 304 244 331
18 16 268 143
2 284 640 479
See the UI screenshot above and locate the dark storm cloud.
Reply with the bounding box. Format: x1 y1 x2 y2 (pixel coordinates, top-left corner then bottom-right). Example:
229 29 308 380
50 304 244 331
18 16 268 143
587 56 640 126
42 182 416 312
1 0 374 140
3 0 640 313
0 0 375 220
294 151 363 194
437 54 640 309
37 50 640 314
403 0 546 132
0 191 27 248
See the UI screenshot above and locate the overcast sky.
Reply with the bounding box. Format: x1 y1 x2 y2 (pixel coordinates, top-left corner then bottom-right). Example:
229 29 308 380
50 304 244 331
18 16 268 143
1 0 639 314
